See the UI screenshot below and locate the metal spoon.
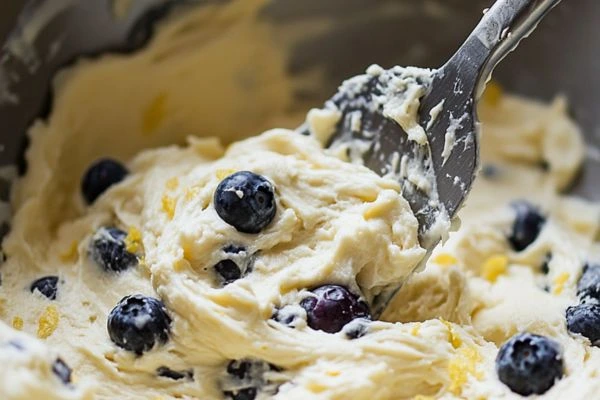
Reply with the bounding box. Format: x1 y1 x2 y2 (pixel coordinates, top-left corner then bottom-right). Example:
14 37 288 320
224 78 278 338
303 0 562 316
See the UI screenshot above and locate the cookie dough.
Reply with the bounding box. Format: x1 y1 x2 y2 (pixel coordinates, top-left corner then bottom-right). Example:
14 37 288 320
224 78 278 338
1 1 599 400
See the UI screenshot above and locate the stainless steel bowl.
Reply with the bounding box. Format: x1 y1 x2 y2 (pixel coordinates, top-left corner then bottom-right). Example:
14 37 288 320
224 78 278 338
1 0 599 205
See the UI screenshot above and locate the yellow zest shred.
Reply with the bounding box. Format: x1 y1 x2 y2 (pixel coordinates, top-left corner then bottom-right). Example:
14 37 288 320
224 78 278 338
410 323 421 337
12 316 23 330
325 370 341 377
142 93 168 135
124 227 142 254
483 81 503 106
162 195 176 219
216 169 237 180
440 319 462 349
60 240 79 262
448 346 482 395
307 382 327 393
481 254 508 283
166 177 179 190
37 306 59 339
184 185 201 201
413 396 435 400
553 272 570 295
433 253 458 268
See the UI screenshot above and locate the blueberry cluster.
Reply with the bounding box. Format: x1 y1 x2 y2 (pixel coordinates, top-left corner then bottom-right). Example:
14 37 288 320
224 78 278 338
221 359 281 400
566 263 600 345
496 332 564 395
508 201 546 251
273 284 371 335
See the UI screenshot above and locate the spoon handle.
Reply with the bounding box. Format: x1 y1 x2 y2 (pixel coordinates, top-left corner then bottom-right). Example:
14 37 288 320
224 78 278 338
444 0 562 98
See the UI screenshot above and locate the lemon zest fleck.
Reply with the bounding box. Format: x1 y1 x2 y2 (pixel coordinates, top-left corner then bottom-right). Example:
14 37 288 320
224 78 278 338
162 195 176 219
12 316 23 330
433 253 458 268
60 240 79 262
184 186 201 201
553 272 570 295
124 227 142 254
37 306 59 339
481 254 508 283
410 323 421 337
440 319 462 349
166 177 179 190
448 346 482 395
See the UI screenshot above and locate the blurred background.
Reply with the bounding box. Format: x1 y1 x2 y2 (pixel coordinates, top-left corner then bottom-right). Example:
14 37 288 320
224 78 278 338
1 0 599 197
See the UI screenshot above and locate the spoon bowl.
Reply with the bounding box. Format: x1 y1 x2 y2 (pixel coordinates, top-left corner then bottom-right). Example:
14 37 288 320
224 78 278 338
305 0 562 316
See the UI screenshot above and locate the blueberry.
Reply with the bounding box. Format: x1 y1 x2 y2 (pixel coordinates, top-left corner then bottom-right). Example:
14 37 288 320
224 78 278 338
214 171 276 234
30 276 59 300
107 295 171 355
541 253 552 275
214 259 242 285
566 303 600 346
577 263 600 302
222 359 281 400
508 201 546 251
496 332 563 396
342 318 370 339
482 164 500 179
300 285 371 334
90 227 137 273
52 358 72 384
272 305 304 328
223 245 246 254
81 158 128 204
157 366 193 381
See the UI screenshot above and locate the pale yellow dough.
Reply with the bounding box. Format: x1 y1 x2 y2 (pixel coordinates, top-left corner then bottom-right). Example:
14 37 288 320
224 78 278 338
1 1 599 400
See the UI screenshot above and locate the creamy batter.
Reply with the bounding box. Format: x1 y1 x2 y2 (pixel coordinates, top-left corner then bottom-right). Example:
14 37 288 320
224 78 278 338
1 1 599 399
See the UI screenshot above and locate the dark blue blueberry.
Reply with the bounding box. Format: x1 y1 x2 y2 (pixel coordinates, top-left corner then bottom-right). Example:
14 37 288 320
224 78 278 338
342 318 370 339
223 359 281 400
214 259 242 285
30 276 59 300
223 245 246 254
90 227 137 273
577 263 600 302
496 332 563 396
157 366 193 381
214 171 276 234
566 303 600 346
272 305 302 328
482 164 500 179
300 285 371 334
107 294 171 355
508 201 546 251
541 253 552 275
52 358 72 384
81 159 128 204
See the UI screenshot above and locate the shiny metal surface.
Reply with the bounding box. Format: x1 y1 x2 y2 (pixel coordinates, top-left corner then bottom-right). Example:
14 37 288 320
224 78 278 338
316 0 561 316
0 0 598 197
